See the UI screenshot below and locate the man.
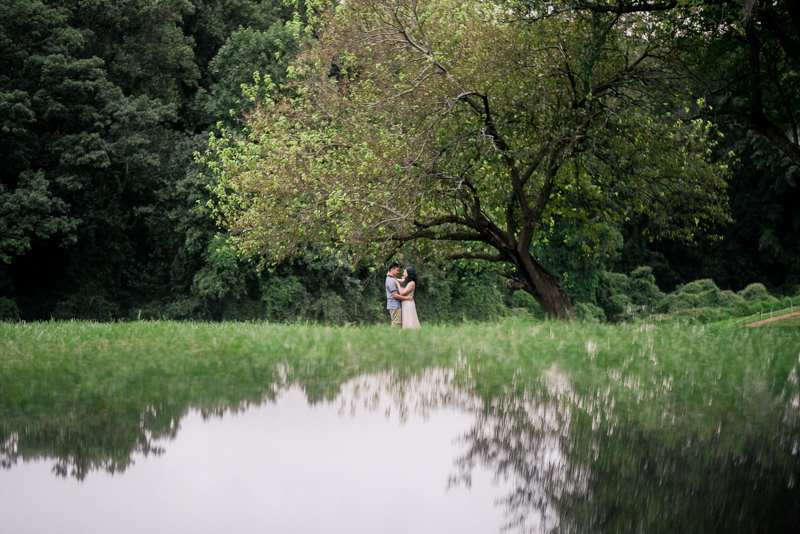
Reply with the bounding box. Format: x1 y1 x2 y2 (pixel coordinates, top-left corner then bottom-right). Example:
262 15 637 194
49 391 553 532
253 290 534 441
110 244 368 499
385 262 412 327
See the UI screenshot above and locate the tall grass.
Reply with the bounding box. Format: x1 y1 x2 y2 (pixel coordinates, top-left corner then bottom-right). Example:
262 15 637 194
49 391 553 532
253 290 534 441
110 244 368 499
2 319 797 441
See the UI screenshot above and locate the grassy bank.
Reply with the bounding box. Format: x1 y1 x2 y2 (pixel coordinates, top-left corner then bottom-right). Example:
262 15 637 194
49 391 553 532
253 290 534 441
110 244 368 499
2 319 798 437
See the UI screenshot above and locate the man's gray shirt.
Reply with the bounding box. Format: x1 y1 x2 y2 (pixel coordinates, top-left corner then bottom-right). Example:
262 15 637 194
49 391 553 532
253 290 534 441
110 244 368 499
385 276 400 310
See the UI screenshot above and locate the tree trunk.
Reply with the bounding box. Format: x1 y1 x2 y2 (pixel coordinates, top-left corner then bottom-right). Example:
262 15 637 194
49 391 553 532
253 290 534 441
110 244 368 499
513 251 576 320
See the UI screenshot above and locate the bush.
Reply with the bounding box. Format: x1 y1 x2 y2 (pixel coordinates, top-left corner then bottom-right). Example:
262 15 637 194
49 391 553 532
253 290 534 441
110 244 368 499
738 283 777 303
696 289 745 308
0 296 19 321
678 279 719 295
574 302 606 323
454 282 505 322
627 266 664 306
309 291 348 325
510 291 545 319
415 268 456 323
607 293 633 317
655 279 746 316
262 275 312 323
52 285 120 321
669 307 728 324
595 268 664 321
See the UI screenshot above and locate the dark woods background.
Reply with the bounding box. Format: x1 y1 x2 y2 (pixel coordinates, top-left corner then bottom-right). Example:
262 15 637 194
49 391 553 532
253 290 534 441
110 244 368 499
1 0 798 323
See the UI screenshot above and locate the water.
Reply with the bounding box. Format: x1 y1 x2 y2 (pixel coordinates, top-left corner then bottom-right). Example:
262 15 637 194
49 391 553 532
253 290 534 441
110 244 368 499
1 372 517 534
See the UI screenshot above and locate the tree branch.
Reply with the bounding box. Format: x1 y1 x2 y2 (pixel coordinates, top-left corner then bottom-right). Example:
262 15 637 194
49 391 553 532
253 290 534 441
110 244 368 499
573 1 677 14
448 252 506 262
746 27 800 168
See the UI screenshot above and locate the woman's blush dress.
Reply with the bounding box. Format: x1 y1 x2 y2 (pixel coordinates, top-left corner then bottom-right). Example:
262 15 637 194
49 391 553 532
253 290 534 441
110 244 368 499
401 291 420 329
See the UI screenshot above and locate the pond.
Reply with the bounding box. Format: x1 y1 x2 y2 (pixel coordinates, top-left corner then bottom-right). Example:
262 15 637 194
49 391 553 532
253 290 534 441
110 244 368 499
1 321 799 532
2 373 517 534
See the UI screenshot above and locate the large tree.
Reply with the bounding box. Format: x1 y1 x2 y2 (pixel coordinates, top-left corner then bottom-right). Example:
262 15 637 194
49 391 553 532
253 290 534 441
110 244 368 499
210 0 730 318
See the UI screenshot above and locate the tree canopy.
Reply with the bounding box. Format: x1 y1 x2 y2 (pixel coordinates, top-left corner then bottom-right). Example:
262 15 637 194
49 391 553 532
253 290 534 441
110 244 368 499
211 0 730 318
521 0 800 168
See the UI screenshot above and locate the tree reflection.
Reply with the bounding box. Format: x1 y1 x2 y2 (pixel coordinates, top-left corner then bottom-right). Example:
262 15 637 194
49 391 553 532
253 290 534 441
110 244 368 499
0 368 283 480
2 348 799 533
443 367 800 534
449 394 581 533
1 397 181 479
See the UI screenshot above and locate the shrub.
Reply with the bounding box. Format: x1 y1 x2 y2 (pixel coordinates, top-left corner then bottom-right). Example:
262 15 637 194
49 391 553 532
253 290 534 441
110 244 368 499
0 297 19 321
415 269 457 323
510 291 545 319
454 282 505 322
696 289 745 308
678 279 719 295
607 293 633 317
654 279 745 316
309 291 348 325
628 266 664 306
670 307 727 324
738 283 777 303
52 285 120 321
574 302 606 323
192 237 248 301
262 275 312 323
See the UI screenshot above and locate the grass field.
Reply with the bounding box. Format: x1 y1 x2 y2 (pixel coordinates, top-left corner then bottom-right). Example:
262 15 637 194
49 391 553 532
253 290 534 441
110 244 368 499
2 318 798 439
2 319 799 531
766 314 800 326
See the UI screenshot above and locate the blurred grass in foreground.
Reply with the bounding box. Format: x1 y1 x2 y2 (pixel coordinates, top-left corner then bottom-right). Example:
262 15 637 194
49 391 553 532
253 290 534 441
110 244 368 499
2 318 797 447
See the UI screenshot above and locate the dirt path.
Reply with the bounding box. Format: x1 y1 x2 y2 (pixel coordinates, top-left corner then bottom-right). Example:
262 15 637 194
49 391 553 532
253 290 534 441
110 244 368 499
744 310 800 327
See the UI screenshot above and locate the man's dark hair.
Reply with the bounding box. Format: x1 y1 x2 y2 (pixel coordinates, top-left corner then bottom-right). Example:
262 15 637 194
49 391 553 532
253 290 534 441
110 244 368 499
387 262 399 270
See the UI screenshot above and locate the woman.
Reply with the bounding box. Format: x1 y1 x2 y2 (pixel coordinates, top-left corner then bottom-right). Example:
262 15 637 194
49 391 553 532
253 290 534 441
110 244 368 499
394 266 421 329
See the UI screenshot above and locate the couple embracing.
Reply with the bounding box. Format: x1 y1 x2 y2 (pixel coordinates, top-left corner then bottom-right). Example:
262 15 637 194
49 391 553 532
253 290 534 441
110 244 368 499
385 262 421 329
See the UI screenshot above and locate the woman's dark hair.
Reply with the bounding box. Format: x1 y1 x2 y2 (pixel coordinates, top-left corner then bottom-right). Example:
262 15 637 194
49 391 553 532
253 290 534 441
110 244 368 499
402 266 419 290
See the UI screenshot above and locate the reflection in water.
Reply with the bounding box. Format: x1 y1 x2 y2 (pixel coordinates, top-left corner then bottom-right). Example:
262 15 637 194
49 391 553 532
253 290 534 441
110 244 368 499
1 374 511 534
2 349 800 533
0 396 178 479
448 360 800 533
450 390 580 533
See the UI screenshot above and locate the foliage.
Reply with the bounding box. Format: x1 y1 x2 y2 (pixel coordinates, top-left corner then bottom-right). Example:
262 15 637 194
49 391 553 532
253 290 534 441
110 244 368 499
529 216 622 306
183 0 299 82
573 301 605 323
518 0 800 170
451 278 506 323
51 283 121 322
0 0 794 322
64 0 200 103
589 266 665 321
650 277 799 325
0 0 179 315
210 0 730 318
192 23 301 128
0 0 302 320
679 0 800 169
736 282 775 303
509 290 546 320
617 127 800 294
256 258 513 325
0 171 76 263
0 296 19 320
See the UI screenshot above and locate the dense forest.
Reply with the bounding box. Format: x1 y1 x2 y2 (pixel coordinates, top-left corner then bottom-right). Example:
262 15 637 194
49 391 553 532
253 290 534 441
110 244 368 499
1 0 798 323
